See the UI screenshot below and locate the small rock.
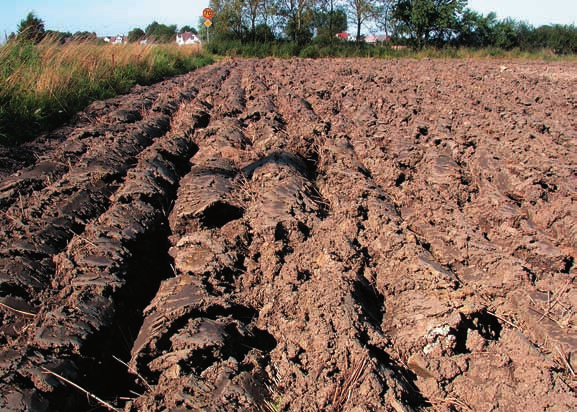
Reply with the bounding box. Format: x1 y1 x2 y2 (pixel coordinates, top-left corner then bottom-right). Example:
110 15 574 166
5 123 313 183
466 329 486 352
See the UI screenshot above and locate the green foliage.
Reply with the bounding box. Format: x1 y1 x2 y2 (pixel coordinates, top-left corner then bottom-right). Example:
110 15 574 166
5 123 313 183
300 45 320 58
145 21 177 43
17 12 46 44
0 41 39 78
492 18 519 50
314 7 348 44
533 24 577 54
388 2 577 54
285 17 314 45
346 0 379 45
208 0 247 42
455 9 497 48
72 31 97 41
179 25 198 35
272 42 301 57
253 23 276 43
128 28 145 43
392 0 467 48
45 30 72 44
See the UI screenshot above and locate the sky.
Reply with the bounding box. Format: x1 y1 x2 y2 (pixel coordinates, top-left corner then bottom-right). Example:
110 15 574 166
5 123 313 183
0 0 576 40
467 0 576 26
0 0 210 38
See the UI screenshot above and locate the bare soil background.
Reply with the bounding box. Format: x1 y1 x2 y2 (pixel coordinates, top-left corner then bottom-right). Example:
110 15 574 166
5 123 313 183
1 58 576 411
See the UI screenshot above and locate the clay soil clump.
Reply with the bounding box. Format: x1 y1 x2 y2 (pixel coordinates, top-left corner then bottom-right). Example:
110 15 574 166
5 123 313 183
1 58 577 411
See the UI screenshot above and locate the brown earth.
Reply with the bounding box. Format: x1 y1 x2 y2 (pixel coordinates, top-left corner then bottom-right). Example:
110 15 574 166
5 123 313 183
1 58 577 412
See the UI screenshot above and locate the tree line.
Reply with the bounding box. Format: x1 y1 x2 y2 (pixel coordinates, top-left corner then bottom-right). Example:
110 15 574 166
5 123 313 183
203 0 577 54
9 6 577 55
9 12 199 45
5 12 97 44
127 22 198 43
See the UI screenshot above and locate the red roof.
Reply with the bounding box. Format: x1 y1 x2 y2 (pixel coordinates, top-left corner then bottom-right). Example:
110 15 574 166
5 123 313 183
178 32 198 42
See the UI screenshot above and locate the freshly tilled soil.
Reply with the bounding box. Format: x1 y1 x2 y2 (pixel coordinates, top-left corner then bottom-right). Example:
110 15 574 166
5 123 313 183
1 58 576 411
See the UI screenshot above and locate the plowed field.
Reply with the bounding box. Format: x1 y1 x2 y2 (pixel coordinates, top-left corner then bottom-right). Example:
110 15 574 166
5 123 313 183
1 58 577 412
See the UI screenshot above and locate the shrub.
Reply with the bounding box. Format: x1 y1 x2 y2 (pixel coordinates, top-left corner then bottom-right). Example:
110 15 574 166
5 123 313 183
299 45 320 59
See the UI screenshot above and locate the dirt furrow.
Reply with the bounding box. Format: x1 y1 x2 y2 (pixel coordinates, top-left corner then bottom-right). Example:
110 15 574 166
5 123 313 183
126 64 269 411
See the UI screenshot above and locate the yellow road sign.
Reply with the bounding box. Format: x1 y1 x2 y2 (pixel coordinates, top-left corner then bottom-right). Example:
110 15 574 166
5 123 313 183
204 19 212 27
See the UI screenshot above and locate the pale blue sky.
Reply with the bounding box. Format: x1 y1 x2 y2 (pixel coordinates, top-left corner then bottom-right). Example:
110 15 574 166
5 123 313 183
1 0 210 38
468 0 575 26
1 0 575 39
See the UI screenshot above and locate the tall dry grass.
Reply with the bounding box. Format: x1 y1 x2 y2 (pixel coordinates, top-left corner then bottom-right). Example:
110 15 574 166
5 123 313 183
0 36 213 145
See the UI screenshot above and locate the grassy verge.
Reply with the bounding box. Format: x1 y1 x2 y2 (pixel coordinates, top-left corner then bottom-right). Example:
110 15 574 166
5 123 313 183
0 37 213 146
206 39 577 61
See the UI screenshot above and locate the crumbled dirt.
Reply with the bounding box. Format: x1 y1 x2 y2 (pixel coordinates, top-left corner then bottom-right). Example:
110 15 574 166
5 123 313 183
1 58 577 411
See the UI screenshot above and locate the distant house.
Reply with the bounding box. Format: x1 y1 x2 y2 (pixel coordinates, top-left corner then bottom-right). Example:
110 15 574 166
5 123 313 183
176 32 200 45
365 35 378 44
365 34 391 44
335 32 351 41
104 35 126 45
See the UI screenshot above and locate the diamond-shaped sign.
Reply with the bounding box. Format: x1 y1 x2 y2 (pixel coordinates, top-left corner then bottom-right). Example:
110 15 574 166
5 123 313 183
204 20 212 27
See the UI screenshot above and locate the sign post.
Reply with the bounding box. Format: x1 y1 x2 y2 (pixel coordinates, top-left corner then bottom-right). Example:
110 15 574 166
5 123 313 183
202 8 214 43
204 19 212 43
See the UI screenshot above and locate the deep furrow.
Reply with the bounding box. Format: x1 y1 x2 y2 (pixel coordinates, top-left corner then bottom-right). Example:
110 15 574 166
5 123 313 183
126 61 273 411
0 116 168 320
1 145 192 410
0 74 197 213
0 65 228 311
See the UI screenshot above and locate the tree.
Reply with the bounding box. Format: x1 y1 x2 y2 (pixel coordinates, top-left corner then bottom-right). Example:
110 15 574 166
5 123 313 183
197 17 209 41
455 9 494 48
514 20 533 51
260 0 281 42
277 0 315 44
44 30 72 44
209 0 247 41
128 28 145 43
392 0 466 48
254 23 276 42
245 0 262 43
374 0 396 38
145 21 177 43
179 25 198 34
345 0 378 45
434 0 466 44
492 17 518 50
314 6 348 44
17 12 46 44
285 12 315 44
535 24 577 54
